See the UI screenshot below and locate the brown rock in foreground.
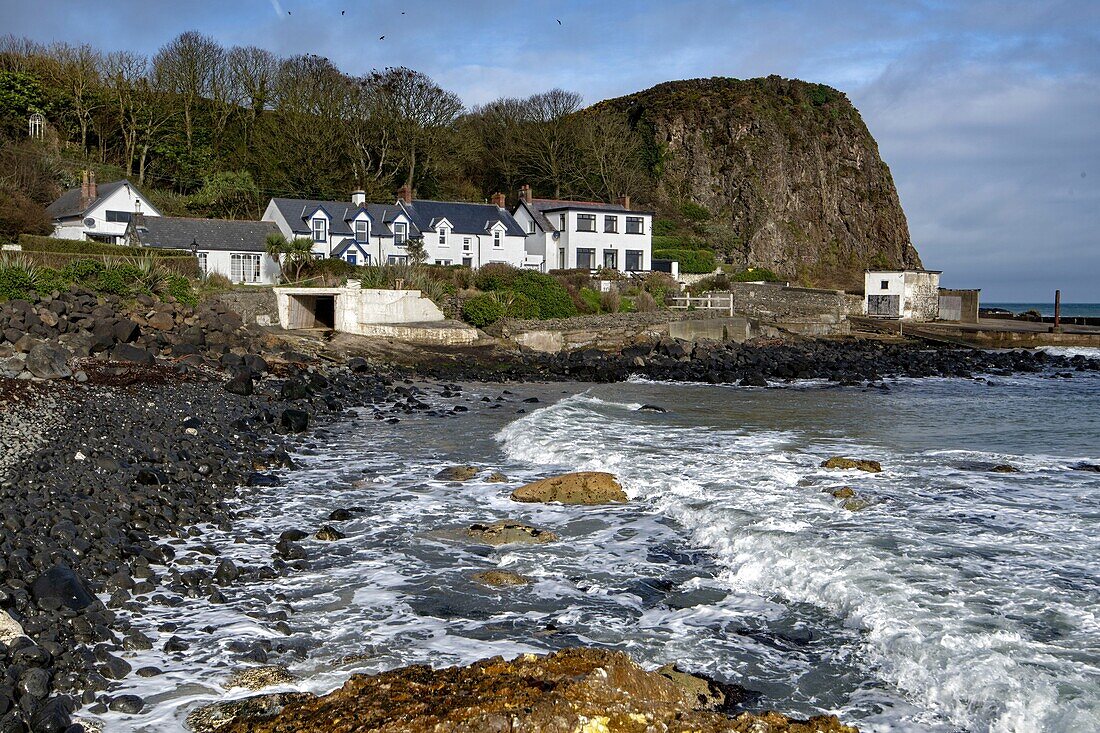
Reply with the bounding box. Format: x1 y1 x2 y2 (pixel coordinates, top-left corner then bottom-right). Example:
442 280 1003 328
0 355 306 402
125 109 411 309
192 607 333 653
219 648 856 733
821 457 882 473
511 471 628 505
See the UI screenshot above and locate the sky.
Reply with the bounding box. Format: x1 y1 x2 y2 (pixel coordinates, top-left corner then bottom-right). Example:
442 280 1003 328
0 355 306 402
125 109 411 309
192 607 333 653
2 0 1097 301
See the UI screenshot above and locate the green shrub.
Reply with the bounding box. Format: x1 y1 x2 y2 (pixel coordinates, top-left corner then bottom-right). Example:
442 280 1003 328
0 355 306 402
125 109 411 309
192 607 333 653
477 265 577 319
680 201 711 222
96 264 142 295
653 248 717 274
473 262 520 291
619 296 637 313
504 291 540 319
62 258 105 281
0 258 35 300
167 275 197 305
653 219 677 236
18 234 191 258
579 287 601 313
652 235 709 251
33 267 69 295
462 293 506 328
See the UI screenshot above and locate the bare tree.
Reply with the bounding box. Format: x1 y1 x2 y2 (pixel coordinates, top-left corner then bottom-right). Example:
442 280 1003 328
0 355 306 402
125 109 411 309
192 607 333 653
151 31 223 152
44 43 104 154
575 112 649 202
363 67 464 191
464 96 530 195
520 88 583 198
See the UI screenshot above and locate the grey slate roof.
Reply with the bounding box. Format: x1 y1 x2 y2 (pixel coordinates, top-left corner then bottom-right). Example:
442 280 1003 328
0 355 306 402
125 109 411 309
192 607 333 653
46 180 135 220
402 199 526 238
268 198 397 237
523 198 654 232
134 217 279 252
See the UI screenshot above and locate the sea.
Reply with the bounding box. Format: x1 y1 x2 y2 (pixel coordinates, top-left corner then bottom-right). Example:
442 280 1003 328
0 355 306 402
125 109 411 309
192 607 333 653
985 302 1100 318
91 356 1100 733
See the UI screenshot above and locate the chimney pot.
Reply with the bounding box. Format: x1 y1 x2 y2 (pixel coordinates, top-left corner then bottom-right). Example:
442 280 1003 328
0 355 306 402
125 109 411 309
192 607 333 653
491 192 506 208
88 171 97 201
351 190 366 206
397 185 413 205
617 194 630 210
80 170 90 210
519 184 532 205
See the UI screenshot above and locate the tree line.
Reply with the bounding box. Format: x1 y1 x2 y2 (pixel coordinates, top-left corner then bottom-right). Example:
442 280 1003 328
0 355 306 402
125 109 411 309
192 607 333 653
0 31 652 236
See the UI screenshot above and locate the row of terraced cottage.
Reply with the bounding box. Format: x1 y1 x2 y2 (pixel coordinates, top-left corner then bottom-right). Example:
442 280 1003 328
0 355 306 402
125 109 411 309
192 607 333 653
44 174 654 285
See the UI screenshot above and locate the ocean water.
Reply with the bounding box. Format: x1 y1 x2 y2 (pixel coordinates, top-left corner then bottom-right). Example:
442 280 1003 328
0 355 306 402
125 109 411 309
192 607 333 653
985 302 1100 318
90 370 1100 733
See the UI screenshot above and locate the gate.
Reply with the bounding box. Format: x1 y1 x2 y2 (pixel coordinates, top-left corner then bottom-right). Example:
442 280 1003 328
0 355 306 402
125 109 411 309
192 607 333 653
867 295 900 317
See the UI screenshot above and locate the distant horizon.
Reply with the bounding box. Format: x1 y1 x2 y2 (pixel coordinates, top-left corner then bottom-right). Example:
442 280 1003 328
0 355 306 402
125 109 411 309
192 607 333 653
2 0 1096 301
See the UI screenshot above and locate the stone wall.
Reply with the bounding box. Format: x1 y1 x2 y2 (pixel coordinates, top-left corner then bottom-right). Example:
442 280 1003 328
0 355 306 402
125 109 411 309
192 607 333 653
502 311 740 353
719 283 861 334
214 289 278 326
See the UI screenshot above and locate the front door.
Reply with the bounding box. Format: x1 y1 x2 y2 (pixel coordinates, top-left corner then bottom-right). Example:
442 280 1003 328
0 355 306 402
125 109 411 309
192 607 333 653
867 295 900 317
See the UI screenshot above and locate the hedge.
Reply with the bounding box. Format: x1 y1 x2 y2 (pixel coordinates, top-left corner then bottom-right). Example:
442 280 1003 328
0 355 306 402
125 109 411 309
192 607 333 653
475 265 576 319
462 293 506 328
652 235 710 251
653 248 717 274
14 250 200 278
18 234 194 258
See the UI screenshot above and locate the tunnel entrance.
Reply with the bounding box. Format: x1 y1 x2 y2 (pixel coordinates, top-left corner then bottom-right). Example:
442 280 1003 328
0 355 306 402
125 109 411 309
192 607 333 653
314 295 335 329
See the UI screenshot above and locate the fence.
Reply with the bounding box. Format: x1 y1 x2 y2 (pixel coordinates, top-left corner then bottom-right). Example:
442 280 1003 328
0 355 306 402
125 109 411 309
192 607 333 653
667 293 736 315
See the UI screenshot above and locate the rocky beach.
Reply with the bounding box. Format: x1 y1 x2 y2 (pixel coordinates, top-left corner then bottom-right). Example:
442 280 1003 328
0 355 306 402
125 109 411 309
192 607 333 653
1 290 1099 732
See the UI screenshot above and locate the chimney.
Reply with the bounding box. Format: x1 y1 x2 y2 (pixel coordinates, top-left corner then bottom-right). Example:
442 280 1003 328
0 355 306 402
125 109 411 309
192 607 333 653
397 184 413 205
80 170 90 210
519 184 532 205
351 190 366 207
616 194 631 210
88 171 98 202
491 192 506 208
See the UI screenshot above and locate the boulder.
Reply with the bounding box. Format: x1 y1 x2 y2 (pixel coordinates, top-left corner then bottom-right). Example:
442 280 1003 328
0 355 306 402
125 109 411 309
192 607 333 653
227 666 299 692
108 695 145 714
821 457 882 473
225 371 255 396
511 472 627 505
0 609 25 644
466 520 557 546
990 464 1020 473
434 466 479 482
186 692 316 733
472 570 529 587
315 525 345 541
25 342 72 380
111 343 154 364
842 498 871 512
281 409 309 433
205 648 856 733
829 487 856 499
31 564 95 611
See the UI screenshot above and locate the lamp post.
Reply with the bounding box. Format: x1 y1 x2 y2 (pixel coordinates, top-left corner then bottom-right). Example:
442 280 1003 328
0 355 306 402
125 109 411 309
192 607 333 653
190 237 198 257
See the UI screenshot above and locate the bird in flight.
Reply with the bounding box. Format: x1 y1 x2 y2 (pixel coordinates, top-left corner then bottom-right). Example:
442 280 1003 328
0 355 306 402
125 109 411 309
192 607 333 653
379 35 385 40
341 9 345 14
557 19 562 24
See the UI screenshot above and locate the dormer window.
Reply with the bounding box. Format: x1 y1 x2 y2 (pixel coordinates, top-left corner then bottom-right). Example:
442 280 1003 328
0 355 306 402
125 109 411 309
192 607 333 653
355 220 368 242
493 230 502 248
394 222 407 245
312 217 327 242
438 227 448 246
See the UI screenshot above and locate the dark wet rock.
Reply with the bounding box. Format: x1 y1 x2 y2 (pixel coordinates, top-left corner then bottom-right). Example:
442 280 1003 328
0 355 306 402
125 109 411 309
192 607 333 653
821 457 882 473
991 464 1020 473
466 520 557 546
829 487 856 499
28 696 74 733
638 404 667 412
224 371 254 396
314 525 345 541
1072 463 1100 473
740 374 769 387
25 342 72 380
280 409 309 433
108 695 144 714
327 509 354 521
187 692 317 733
163 636 190 653
842 498 871 512
31 565 94 611
511 472 627 505
278 529 308 542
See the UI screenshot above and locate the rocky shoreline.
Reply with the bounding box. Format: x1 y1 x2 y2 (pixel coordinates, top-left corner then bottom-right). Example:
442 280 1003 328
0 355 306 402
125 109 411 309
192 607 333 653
2 289 1099 732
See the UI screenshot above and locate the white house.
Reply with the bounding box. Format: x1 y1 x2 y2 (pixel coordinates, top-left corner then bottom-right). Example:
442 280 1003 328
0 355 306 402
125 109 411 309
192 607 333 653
864 269 942 320
262 187 530 269
46 172 161 243
129 216 281 285
513 185 652 273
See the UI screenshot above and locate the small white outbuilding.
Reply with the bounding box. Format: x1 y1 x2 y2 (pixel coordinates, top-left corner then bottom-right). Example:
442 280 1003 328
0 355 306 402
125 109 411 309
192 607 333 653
864 269 942 321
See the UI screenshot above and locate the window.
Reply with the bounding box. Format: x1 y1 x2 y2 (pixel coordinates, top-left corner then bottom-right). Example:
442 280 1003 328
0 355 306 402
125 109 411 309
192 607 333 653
463 238 471 251
577 248 596 269
493 230 502 248
438 227 448 245
230 253 261 284
195 251 208 276
604 216 618 233
434 259 452 266
105 210 132 223
528 219 535 234
354 220 368 242
881 280 890 290
559 214 566 230
626 216 644 234
345 253 357 265
603 249 618 269
577 214 596 232
626 250 643 271
312 217 327 242
462 257 473 268
387 255 408 264
394 222 407 245
559 247 566 269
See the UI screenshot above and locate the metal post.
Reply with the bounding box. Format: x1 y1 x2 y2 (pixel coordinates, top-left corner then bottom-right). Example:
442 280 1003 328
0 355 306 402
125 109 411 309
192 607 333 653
1054 289 1061 329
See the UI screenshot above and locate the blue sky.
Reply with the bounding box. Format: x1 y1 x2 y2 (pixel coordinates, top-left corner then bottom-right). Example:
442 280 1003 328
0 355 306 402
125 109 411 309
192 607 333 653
4 0 1098 300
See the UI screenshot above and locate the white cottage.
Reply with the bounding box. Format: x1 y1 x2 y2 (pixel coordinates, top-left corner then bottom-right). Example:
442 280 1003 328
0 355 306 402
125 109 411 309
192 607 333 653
129 216 281 285
513 185 652 273
46 172 161 243
864 269 942 320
